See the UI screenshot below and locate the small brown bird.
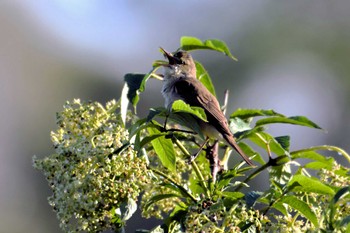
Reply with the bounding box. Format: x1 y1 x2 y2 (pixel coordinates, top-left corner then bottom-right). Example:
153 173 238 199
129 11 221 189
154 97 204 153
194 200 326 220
160 48 253 166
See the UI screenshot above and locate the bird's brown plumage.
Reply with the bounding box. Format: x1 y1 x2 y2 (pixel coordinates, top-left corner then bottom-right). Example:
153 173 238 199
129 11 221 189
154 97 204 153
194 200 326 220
161 48 254 166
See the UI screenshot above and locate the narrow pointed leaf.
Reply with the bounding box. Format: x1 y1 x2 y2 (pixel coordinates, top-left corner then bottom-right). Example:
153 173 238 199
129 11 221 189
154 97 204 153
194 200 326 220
278 196 319 227
248 132 288 156
238 142 265 164
139 133 168 148
222 191 245 200
304 161 333 170
288 175 335 195
291 150 334 170
147 127 176 172
195 61 216 96
204 39 237 60
255 116 322 129
230 109 285 119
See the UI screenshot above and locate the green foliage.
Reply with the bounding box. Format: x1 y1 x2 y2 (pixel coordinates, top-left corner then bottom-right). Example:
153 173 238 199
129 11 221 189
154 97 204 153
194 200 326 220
34 37 350 233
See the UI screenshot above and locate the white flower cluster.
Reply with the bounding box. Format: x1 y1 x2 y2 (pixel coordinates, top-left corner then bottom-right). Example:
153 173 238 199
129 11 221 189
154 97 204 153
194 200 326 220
33 99 149 232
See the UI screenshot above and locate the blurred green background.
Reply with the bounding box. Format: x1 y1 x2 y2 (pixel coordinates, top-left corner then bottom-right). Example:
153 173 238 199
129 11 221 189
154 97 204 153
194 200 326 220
1 1 349 232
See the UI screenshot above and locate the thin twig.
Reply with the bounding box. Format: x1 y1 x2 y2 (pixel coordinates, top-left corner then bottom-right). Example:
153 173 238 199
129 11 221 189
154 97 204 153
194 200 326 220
150 168 197 203
173 137 211 198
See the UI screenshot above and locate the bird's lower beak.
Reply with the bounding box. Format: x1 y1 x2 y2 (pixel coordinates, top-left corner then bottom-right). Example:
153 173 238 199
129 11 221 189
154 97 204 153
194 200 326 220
159 47 178 65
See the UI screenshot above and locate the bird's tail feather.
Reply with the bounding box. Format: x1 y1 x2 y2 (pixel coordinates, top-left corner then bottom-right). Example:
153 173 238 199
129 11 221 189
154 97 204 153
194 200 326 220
223 134 254 166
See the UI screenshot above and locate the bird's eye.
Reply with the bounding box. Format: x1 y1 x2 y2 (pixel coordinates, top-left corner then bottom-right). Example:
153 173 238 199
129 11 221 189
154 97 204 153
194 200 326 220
174 51 183 58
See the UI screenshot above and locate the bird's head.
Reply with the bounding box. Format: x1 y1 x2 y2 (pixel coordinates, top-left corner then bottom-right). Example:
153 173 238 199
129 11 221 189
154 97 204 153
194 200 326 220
160 48 196 78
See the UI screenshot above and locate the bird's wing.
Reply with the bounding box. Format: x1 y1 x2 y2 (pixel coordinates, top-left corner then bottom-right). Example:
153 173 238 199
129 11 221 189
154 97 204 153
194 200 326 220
174 77 231 136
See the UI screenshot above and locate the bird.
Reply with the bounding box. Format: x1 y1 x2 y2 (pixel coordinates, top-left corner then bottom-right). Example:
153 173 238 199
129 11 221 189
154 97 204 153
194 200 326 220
160 48 254 166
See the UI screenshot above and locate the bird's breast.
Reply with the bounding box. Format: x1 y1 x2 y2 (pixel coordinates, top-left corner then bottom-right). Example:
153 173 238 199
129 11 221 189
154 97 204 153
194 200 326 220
161 77 183 109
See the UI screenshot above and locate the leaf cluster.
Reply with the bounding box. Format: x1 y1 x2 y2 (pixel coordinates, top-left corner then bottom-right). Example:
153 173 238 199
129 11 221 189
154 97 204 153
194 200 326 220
35 37 350 233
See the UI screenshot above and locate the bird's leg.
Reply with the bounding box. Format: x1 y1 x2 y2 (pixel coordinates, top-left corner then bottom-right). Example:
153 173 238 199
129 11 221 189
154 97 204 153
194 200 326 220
188 137 210 163
205 141 222 183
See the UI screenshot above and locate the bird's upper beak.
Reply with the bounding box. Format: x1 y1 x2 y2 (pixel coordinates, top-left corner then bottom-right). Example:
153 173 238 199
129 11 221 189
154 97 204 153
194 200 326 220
160 47 180 65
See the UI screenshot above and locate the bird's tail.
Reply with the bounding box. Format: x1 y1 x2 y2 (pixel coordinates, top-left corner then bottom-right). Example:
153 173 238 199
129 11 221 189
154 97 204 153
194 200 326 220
223 133 254 166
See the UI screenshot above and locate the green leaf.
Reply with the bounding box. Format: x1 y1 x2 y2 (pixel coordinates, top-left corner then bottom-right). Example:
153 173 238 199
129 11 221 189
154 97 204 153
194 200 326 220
291 150 334 170
288 175 335 195
168 112 203 138
238 142 265 165
271 201 288 216
304 161 334 170
291 151 330 161
222 191 245 200
269 160 292 185
123 65 163 110
139 133 168 149
146 107 167 122
234 126 265 140
275 136 290 152
230 108 285 119
327 186 350 229
195 61 216 96
255 116 322 129
216 169 240 190
291 145 350 164
152 59 168 68
147 127 176 172
123 73 146 110
172 100 207 122
128 118 147 137
229 117 252 133
331 186 350 204
248 132 288 156
278 196 319 227
180 36 237 60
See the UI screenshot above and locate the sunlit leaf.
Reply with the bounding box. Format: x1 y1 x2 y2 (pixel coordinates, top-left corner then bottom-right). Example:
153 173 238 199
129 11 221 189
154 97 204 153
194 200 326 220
222 191 245 200
139 133 168 149
195 61 216 96
229 117 252 133
288 175 335 195
238 142 265 164
291 150 335 170
256 116 322 129
147 127 176 172
180 36 237 60
230 109 285 119
249 132 288 156
278 196 319 227
172 100 207 122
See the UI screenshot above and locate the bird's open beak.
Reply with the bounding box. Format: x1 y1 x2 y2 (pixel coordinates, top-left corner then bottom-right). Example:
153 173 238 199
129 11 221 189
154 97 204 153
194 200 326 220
159 47 179 65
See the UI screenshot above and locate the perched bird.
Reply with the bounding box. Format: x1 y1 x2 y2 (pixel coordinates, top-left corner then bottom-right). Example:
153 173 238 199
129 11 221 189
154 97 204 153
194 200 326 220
160 48 253 166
